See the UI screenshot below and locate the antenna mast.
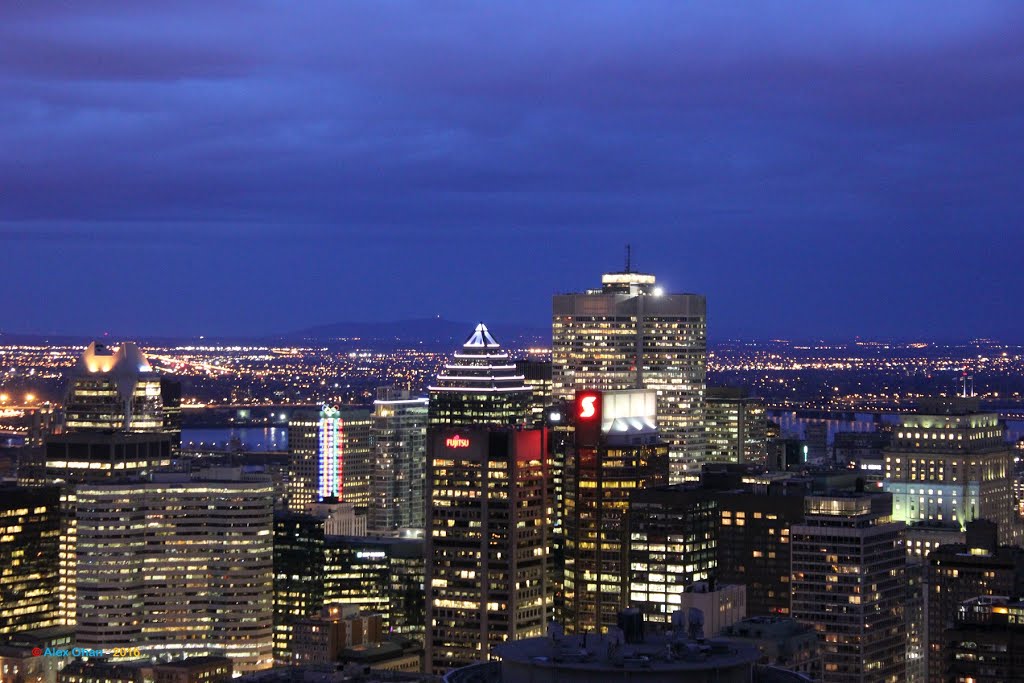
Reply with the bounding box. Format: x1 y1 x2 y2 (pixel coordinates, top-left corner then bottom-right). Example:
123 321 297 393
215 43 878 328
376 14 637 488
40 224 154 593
625 244 632 273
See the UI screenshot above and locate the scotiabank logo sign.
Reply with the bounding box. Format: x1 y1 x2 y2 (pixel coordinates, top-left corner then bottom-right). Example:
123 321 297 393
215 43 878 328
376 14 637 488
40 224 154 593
579 395 598 419
445 435 470 449
575 391 602 447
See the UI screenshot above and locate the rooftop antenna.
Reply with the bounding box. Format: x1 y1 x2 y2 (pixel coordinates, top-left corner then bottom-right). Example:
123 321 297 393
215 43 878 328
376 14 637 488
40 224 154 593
961 371 975 398
625 244 632 273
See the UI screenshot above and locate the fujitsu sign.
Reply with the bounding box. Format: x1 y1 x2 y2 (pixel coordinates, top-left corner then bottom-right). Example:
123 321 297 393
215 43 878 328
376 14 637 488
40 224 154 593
445 434 470 449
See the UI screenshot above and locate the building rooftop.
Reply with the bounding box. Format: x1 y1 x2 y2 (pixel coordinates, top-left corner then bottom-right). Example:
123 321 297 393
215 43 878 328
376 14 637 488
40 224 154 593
493 630 761 674
721 617 815 640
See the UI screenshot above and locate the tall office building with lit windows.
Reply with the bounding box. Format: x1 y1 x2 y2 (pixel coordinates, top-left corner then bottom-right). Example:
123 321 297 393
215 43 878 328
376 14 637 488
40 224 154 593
75 470 274 674
287 406 372 511
883 397 1016 544
368 387 429 535
705 387 767 464
514 359 552 427
19 341 176 625
552 269 706 479
791 493 906 683
425 426 552 673
62 342 166 432
562 389 670 633
272 513 326 665
0 485 61 635
428 323 531 427
323 535 425 638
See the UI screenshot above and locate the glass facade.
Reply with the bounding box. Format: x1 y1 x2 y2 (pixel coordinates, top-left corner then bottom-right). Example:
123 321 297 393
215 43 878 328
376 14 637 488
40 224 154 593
272 513 326 664
369 388 429 534
0 485 61 635
323 536 425 638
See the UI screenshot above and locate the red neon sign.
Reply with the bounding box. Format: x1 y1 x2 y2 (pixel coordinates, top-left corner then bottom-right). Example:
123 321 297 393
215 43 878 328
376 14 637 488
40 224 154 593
578 394 599 419
445 435 470 449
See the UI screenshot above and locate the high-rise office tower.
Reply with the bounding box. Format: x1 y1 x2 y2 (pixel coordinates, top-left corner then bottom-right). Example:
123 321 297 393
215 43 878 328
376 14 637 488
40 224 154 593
704 387 767 464
75 470 274 673
428 323 531 427
272 513 326 664
552 268 707 479
287 405 372 512
627 486 717 625
883 398 1016 544
368 387 428 535
514 359 552 427
63 341 166 432
714 486 804 618
20 342 176 625
925 520 1024 683
791 493 906 683
323 535 425 639
563 389 670 633
160 377 183 453
425 426 552 673
636 471 807 619
0 485 61 635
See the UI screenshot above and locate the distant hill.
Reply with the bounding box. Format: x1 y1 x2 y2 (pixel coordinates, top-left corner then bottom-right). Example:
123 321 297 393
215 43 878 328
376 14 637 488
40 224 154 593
278 318 550 349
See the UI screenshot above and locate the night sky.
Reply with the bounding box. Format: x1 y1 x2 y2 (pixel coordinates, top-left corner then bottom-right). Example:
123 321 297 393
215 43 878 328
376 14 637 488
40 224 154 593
3 3 1023 341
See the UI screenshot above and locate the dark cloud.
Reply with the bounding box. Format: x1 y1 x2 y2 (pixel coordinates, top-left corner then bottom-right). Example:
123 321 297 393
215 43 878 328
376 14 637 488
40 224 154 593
1 2 1022 338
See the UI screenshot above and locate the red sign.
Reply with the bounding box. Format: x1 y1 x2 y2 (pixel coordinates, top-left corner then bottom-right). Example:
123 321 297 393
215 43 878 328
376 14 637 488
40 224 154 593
574 391 602 447
445 435 470 449
579 394 598 419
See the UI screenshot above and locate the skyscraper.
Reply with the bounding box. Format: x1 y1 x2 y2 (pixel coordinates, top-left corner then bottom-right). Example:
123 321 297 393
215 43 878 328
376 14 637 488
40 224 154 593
75 469 274 673
0 485 61 635
287 405 372 512
323 535 425 639
368 387 429 535
428 323 531 428
272 513 326 664
425 425 552 673
514 358 552 427
627 485 717 625
563 389 670 633
704 386 767 464
62 342 166 433
20 341 176 625
630 474 806 619
883 397 1016 543
791 493 906 683
552 268 707 479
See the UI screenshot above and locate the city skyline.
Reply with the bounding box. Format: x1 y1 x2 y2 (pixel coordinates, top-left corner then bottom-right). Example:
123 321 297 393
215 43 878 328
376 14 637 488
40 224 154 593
4 4 1024 340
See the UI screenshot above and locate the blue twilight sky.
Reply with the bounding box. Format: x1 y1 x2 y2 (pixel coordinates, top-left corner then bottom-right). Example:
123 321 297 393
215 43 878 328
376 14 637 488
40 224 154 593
2 2 1023 341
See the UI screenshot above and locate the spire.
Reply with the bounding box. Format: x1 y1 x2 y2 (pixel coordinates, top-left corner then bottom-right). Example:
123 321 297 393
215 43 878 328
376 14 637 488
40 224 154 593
625 244 632 273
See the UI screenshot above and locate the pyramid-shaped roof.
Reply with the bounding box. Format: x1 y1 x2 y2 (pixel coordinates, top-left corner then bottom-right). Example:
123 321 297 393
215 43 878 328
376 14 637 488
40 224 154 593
463 322 501 349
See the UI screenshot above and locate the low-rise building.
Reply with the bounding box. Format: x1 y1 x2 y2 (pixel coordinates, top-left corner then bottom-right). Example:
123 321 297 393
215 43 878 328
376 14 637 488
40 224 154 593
720 617 819 680
292 606 382 667
679 581 746 636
